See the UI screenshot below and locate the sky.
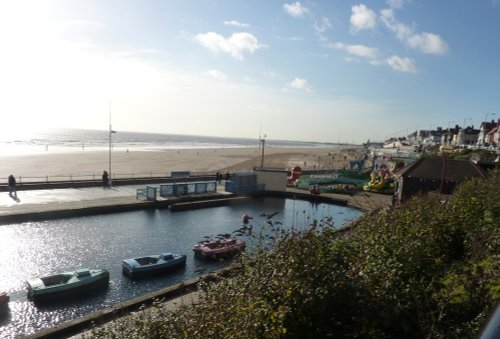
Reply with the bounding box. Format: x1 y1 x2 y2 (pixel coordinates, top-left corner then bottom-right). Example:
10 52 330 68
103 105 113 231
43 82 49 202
0 0 499 144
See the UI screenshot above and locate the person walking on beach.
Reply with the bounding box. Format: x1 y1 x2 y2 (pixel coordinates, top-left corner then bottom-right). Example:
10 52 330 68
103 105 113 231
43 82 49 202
102 171 109 188
8 174 17 197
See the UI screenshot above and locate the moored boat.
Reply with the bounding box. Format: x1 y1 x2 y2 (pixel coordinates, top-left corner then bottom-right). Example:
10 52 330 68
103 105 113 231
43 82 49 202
0 292 9 312
26 268 109 302
122 253 186 278
193 237 246 259
0 292 9 305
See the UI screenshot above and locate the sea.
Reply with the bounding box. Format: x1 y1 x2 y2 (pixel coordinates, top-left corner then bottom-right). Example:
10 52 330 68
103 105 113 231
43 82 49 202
0 128 339 156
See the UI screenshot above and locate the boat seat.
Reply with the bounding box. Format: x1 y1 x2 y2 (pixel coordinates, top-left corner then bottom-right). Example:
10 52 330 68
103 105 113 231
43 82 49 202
161 253 174 259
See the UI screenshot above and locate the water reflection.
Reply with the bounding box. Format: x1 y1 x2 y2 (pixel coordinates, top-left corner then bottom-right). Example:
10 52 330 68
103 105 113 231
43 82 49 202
0 197 361 338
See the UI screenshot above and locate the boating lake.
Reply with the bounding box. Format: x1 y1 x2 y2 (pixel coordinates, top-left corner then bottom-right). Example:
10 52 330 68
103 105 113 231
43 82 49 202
0 197 361 338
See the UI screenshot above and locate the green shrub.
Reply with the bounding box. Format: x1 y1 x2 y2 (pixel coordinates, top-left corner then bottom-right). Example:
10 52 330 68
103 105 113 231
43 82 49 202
90 172 500 338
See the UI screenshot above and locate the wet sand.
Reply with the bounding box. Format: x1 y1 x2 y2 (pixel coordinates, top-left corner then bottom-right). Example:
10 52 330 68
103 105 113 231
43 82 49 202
0 146 366 182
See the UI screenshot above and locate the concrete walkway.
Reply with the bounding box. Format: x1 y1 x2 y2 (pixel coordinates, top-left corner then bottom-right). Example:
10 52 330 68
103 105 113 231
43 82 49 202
0 185 142 213
0 184 391 225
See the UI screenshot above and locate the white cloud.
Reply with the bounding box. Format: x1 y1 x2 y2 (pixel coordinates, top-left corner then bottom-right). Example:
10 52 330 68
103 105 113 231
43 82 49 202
386 0 406 9
287 78 313 92
386 55 417 73
314 17 332 33
407 32 448 55
224 20 250 28
195 32 263 61
203 69 227 81
350 4 377 33
380 9 412 40
330 42 378 59
380 8 448 55
276 35 304 41
283 2 309 18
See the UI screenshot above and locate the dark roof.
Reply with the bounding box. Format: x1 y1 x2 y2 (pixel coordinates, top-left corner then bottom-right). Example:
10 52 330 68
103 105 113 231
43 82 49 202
397 157 486 182
481 120 499 130
487 126 499 136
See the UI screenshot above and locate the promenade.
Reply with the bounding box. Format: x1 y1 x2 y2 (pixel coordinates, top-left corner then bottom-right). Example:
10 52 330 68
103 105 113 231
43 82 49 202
0 181 391 226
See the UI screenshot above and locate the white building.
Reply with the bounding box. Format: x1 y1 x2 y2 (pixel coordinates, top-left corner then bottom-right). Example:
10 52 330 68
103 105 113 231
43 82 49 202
254 167 288 192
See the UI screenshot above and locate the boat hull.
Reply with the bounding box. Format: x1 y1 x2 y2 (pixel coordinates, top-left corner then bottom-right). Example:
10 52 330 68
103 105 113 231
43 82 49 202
0 292 9 314
122 254 186 278
27 269 109 303
193 238 245 260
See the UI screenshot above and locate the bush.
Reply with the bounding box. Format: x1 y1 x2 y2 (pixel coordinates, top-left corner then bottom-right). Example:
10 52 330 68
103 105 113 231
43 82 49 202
89 172 500 338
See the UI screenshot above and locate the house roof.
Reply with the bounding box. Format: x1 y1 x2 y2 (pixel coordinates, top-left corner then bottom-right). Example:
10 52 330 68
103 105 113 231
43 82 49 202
486 126 499 136
396 157 486 182
480 120 499 131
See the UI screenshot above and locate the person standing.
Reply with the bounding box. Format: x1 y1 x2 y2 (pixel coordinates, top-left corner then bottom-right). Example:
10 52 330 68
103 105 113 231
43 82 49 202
102 171 109 188
8 174 17 197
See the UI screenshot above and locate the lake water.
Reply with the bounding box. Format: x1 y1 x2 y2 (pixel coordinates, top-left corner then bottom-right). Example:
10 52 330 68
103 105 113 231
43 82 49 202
0 197 361 338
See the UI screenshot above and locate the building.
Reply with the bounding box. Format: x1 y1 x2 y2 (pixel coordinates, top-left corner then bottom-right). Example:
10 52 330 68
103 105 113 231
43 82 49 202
486 125 499 147
254 167 288 192
395 157 486 201
225 168 288 193
440 125 461 145
478 119 499 145
453 126 479 146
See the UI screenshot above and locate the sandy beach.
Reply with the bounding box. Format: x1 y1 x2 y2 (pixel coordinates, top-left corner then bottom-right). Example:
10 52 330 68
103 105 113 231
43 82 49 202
0 146 366 182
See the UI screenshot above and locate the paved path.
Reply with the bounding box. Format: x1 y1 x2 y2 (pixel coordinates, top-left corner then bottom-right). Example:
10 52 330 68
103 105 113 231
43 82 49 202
0 185 144 216
0 184 390 223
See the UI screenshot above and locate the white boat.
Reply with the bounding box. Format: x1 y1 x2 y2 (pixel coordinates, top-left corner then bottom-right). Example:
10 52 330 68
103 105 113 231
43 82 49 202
27 268 109 302
122 253 186 278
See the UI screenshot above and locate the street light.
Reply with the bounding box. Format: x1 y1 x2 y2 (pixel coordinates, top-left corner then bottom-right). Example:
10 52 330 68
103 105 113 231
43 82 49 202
109 102 117 187
463 117 472 128
260 134 266 167
485 113 496 123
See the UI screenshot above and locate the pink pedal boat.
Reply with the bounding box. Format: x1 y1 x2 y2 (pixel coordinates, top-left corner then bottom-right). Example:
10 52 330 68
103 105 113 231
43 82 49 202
193 237 246 259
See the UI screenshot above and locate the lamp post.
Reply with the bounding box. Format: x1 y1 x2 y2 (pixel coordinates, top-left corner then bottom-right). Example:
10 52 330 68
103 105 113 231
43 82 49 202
484 113 496 123
108 102 116 187
439 145 454 194
260 134 266 167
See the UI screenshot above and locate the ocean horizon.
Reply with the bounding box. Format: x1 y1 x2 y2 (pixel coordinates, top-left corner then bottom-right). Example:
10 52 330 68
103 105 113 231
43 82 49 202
0 128 343 156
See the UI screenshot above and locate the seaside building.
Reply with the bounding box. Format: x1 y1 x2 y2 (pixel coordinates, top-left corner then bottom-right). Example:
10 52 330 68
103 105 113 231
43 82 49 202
225 168 289 193
440 125 461 146
453 126 479 146
254 167 288 192
477 119 499 145
486 125 500 147
394 158 486 201
407 128 446 145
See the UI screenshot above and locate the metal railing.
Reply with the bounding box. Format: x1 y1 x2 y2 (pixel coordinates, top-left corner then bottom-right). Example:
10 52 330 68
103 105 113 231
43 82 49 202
2 171 213 185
